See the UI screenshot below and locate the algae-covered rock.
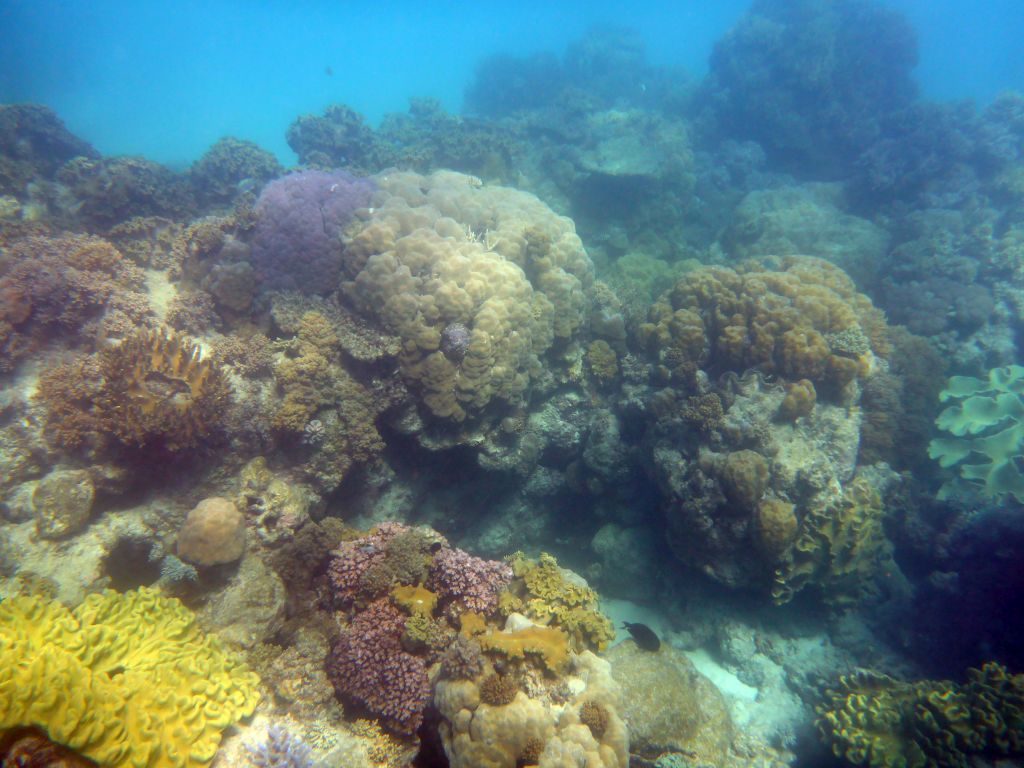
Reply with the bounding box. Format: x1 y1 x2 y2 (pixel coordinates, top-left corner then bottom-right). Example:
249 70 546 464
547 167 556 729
197 554 286 648
32 469 94 539
606 640 733 763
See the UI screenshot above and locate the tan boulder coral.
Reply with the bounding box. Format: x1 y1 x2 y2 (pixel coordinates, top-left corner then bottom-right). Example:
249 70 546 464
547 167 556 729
340 170 594 422
177 496 246 566
435 650 628 768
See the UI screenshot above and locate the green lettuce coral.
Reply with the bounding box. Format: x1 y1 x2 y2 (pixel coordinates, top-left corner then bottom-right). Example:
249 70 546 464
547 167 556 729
0 587 260 767
928 365 1024 502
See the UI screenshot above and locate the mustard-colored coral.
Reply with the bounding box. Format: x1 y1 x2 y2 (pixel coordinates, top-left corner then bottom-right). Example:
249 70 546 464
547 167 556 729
503 553 615 653
586 340 619 385
341 170 594 421
391 584 438 618
639 256 889 397
817 662 1024 767
772 477 892 605
476 625 571 674
0 587 260 768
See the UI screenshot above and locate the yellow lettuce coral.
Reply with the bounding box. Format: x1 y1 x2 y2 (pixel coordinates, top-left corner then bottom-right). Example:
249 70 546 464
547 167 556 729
0 587 260 767
772 477 892 606
817 663 1024 767
504 553 615 653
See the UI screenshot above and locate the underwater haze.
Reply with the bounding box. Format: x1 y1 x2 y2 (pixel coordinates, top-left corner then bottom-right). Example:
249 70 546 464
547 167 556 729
4 0 1024 766
1 0 1021 166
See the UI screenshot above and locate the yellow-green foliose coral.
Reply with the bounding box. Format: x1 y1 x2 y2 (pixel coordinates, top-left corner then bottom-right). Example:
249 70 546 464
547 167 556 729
772 477 892 606
816 662 1024 767
0 587 260 767
503 552 615 652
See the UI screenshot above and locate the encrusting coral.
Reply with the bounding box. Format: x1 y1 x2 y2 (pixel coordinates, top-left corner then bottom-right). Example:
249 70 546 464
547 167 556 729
0 587 260 768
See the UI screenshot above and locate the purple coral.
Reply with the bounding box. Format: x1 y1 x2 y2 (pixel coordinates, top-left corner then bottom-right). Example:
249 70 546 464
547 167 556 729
326 521 407 606
249 169 373 294
440 322 472 362
327 598 431 735
245 725 313 768
428 546 513 617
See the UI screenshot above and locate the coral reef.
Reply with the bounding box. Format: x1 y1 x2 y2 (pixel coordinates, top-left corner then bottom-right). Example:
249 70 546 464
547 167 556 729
0 587 259 767
0 234 146 370
705 0 918 175
640 256 889 398
189 136 282 207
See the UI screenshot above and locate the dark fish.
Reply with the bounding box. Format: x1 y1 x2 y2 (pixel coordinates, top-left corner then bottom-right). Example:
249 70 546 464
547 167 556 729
622 621 660 651
325 65 333 76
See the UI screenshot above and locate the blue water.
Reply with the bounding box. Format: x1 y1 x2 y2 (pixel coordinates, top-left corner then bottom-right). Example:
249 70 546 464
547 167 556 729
2 0 1020 169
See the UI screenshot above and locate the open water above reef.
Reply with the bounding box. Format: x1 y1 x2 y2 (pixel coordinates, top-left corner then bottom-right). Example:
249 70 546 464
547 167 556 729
1 2 1024 767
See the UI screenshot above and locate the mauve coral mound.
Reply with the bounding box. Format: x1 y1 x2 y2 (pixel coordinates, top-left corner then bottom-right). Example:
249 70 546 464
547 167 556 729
428 546 513 616
327 598 431 734
249 170 373 294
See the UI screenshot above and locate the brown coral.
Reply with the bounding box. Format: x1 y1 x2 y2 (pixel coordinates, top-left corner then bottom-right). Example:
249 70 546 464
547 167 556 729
95 328 231 452
640 256 889 397
479 672 519 706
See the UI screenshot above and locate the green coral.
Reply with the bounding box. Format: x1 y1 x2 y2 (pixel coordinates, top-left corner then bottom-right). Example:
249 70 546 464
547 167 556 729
817 663 1024 767
928 365 1024 503
0 587 260 767
503 553 615 652
772 477 892 606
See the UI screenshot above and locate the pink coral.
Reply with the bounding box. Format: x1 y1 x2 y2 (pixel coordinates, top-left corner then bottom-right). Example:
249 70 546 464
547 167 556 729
326 522 407 605
428 546 513 617
327 598 430 734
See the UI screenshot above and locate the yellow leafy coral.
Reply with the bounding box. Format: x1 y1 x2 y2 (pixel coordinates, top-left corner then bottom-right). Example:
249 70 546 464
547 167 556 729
771 477 892 606
503 553 615 653
0 587 260 767
817 663 1024 767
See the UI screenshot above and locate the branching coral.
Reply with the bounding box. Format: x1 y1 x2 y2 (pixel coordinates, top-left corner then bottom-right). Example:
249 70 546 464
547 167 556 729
0 587 259 768
0 234 145 370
